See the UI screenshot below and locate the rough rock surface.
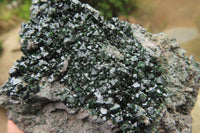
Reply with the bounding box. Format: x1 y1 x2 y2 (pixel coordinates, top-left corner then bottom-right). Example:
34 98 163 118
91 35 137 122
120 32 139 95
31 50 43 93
0 0 200 133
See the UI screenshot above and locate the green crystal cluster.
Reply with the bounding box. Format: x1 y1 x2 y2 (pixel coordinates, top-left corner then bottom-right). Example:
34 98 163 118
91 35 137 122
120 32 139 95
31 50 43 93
2 0 166 132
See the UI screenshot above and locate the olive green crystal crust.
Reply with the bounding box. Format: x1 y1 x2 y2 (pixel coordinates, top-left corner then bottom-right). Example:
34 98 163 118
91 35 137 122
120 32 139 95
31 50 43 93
2 0 166 132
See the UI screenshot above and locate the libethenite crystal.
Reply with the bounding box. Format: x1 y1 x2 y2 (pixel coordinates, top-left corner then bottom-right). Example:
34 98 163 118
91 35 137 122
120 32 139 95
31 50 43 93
2 0 166 132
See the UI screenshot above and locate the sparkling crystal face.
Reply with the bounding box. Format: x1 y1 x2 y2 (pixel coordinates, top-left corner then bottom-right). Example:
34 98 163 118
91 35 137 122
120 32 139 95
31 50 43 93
2 0 166 132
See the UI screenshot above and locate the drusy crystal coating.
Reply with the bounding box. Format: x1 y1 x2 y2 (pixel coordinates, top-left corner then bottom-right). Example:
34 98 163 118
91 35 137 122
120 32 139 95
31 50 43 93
2 0 166 132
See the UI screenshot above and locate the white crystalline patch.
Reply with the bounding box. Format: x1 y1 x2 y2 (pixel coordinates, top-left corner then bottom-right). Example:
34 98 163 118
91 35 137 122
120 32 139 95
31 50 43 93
110 103 120 110
84 73 90 80
39 60 48 66
107 23 115 30
94 90 104 103
71 0 80 5
61 57 70 73
11 78 22 85
110 68 116 73
64 38 71 43
133 82 140 88
100 108 107 115
110 79 118 86
131 24 160 57
156 89 162 93
82 4 100 14
106 98 113 104
136 93 139 98
79 44 86 50
48 75 55 83
32 0 39 4
9 65 16 74
103 44 123 59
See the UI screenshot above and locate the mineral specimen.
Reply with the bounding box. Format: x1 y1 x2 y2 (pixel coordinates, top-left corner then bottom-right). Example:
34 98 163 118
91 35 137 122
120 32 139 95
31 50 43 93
0 0 200 133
